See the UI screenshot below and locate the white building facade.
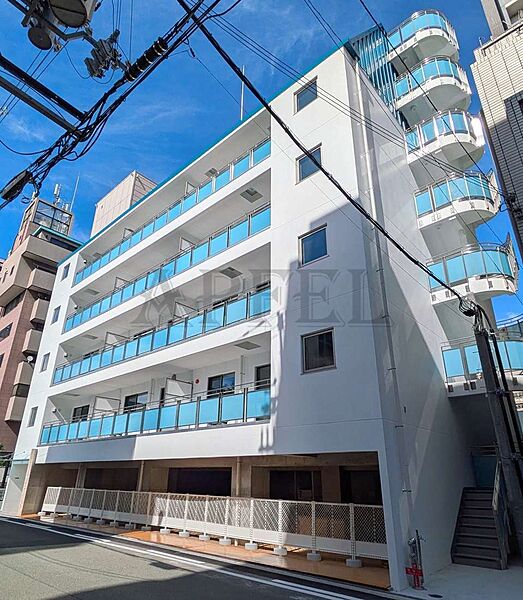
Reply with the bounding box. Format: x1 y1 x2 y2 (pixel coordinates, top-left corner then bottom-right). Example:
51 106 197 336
2 11 518 590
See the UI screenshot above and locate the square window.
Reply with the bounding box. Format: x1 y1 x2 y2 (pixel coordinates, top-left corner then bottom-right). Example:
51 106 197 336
51 306 60 324
300 226 327 265
297 146 321 182
61 264 70 280
302 329 335 373
41 352 50 372
28 406 38 427
296 80 317 112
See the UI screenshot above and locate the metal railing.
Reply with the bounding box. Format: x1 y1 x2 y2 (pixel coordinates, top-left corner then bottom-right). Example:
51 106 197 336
41 486 388 561
406 110 478 155
53 284 271 385
40 382 271 446
387 9 457 51
65 204 270 333
492 461 510 569
74 138 271 286
395 56 468 100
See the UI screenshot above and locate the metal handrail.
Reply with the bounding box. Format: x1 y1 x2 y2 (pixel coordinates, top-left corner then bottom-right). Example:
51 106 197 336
492 460 510 569
427 239 515 266
387 9 457 48
395 56 468 97
405 109 476 136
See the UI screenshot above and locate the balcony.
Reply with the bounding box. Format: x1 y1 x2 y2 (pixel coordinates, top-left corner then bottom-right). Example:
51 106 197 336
387 10 458 72
442 335 523 396
394 57 471 125
23 328 42 355
28 268 55 295
406 111 485 182
53 285 271 386
428 242 518 304
65 205 270 334
415 172 500 230
30 297 50 324
40 381 270 446
74 138 271 287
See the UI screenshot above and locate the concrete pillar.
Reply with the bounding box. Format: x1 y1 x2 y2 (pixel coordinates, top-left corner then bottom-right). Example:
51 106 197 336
321 466 341 502
137 460 145 491
75 464 86 488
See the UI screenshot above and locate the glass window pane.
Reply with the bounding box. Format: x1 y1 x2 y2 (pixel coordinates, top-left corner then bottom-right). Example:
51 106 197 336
422 119 436 143
109 246 120 262
209 230 228 255
78 419 89 439
197 182 212 202
71 361 81 378
226 298 247 324
128 411 143 433
298 147 321 180
183 191 198 211
120 238 131 254
101 415 114 436
53 367 63 384
233 154 250 178
49 425 60 443
506 341 523 370
178 402 197 427
134 275 147 295
168 202 181 222
415 190 432 215
253 139 271 164
466 175 485 198
500 252 512 276
198 398 219 425
424 59 439 79
153 327 168 349
192 241 209 265
159 404 177 430
169 321 185 344
303 330 335 371
62 364 71 381
80 357 91 375
246 389 270 419
41 426 51 445
90 353 101 371
124 339 138 359
138 333 153 355
215 168 230 191
146 269 160 289
143 408 160 431
205 305 225 332
155 211 167 231
160 260 175 282
229 219 249 245
186 314 204 338
429 261 445 289
484 250 503 274
452 112 468 133
122 283 134 302
302 227 327 264
388 30 401 48
113 413 128 435
464 251 485 277
175 251 191 273
249 288 271 316
443 348 464 378
142 222 154 240
65 316 74 332
406 129 419 151
465 344 482 374
90 302 101 318
449 177 468 201
438 59 453 76
110 290 123 308
112 344 125 363
433 182 450 208
88 418 102 438
101 349 113 367
57 424 68 442
221 393 244 421
130 230 142 247
446 255 466 283
296 81 317 111
100 297 111 313
250 207 270 234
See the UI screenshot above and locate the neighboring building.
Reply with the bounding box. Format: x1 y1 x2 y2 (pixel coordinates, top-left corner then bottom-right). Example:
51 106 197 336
2 10 519 590
471 5 523 257
90 171 156 236
0 197 80 456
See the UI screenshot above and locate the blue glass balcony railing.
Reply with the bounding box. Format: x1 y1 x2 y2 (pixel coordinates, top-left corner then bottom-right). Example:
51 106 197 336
428 243 516 291
443 337 523 381
388 9 456 50
64 205 271 333
53 285 271 385
406 110 477 154
395 57 467 100
73 138 271 286
39 382 271 446
415 172 496 217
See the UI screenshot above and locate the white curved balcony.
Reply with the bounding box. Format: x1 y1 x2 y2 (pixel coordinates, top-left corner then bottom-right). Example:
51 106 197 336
406 111 485 182
394 57 471 125
428 242 518 305
387 10 458 73
415 172 500 230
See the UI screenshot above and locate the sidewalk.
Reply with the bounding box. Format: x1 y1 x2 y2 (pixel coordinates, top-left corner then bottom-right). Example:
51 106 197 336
33 513 391 590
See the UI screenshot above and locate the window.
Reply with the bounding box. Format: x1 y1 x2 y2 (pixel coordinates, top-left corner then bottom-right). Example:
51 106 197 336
3 292 24 316
28 407 38 427
12 383 30 398
123 392 148 412
255 364 271 389
207 372 235 397
302 329 335 373
41 353 50 372
0 353 3 368
295 79 317 112
72 404 90 422
62 264 70 280
297 146 321 182
51 306 60 324
0 323 12 340
300 226 327 265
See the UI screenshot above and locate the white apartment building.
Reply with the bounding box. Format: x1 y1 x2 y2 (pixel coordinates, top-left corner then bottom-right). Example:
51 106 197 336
2 10 519 590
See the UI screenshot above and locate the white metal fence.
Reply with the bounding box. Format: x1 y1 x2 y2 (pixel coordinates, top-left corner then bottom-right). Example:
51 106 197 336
41 486 387 561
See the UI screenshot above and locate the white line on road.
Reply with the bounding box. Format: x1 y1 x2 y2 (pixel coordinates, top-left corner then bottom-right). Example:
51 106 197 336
0 517 370 600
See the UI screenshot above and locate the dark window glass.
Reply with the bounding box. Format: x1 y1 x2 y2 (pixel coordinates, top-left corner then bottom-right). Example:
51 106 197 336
28 407 38 427
51 306 60 323
3 293 24 315
123 392 148 412
255 364 271 389
72 405 90 422
296 80 317 112
301 226 327 265
62 264 70 280
298 146 321 181
302 329 335 372
12 383 30 398
207 372 235 397
0 323 12 340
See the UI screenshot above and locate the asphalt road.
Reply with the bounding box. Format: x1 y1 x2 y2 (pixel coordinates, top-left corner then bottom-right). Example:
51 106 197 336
0 517 391 600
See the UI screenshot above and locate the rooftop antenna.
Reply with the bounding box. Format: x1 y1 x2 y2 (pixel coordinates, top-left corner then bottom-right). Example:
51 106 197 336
53 183 62 205
240 65 245 121
70 175 80 212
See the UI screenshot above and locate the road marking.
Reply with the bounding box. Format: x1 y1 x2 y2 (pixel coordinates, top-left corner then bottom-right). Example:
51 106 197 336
0 517 370 600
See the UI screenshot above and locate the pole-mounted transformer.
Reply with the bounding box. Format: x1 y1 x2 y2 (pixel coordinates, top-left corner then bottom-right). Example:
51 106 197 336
48 0 97 28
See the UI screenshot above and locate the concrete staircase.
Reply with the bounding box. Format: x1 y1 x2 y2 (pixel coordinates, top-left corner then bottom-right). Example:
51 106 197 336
451 488 505 569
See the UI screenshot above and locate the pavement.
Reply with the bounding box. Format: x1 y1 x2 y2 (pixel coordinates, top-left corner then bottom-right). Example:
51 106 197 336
0 516 394 600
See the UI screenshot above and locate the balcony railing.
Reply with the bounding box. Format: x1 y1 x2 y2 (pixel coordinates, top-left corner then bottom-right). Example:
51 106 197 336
427 242 517 291
40 382 271 446
387 9 457 50
406 110 477 154
415 172 497 218
394 56 468 100
442 335 523 381
64 204 270 333
53 285 271 385
73 138 271 286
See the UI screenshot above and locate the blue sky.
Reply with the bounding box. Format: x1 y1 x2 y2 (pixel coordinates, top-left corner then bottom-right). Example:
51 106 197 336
0 0 520 320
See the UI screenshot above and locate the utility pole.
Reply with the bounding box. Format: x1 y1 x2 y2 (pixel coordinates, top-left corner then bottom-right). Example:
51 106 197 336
472 307 523 553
